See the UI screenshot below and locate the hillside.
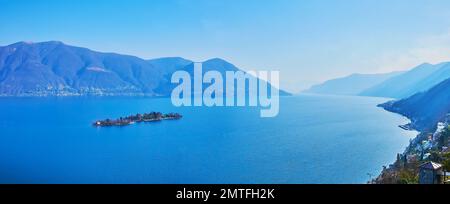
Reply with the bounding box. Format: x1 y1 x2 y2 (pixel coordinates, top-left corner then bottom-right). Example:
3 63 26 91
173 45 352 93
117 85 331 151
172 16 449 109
379 78 450 131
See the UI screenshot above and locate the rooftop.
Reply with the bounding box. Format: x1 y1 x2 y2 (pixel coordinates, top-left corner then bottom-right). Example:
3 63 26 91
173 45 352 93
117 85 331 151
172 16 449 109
420 161 443 170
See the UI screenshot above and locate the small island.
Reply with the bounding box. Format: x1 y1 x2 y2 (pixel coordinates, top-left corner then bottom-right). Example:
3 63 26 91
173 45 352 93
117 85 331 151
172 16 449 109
93 112 182 127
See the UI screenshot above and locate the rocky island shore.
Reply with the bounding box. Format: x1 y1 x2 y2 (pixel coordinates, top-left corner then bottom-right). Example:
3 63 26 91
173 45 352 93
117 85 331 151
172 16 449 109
93 112 182 127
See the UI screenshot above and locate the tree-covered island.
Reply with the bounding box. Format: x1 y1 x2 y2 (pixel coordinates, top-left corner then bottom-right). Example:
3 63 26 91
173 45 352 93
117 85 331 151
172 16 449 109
93 112 182 127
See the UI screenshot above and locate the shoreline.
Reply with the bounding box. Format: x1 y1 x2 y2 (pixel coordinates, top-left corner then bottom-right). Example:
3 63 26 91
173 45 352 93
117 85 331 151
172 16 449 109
371 105 421 183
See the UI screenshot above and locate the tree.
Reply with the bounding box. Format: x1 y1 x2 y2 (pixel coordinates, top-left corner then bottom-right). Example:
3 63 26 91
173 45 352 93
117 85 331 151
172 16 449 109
397 170 418 184
442 152 450 172
439 126 450 148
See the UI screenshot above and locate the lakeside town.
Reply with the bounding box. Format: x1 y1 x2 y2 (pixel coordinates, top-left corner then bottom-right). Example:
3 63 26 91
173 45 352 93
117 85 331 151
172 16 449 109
93 112 182 127
372 114 450 184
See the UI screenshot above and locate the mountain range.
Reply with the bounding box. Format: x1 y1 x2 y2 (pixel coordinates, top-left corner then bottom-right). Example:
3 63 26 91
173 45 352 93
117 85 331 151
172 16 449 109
303 72 403 95
305 60 450 131
305 62 450 99
360 62 450 98
0 41 289 97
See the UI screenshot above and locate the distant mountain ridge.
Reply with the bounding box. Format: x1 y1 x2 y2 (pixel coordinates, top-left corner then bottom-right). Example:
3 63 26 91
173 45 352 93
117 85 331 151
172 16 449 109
303 57 450 132
305 61 450 100
302 72 403 95
360 62 450 98
0 41 289 96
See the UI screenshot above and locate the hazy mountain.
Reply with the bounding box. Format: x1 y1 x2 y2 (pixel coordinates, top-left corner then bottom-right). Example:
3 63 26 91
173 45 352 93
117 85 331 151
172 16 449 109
178 58 291 96
0 41 289 96
380 78 450 131
360 62 450 98
303 72 403 95
147 57 193 95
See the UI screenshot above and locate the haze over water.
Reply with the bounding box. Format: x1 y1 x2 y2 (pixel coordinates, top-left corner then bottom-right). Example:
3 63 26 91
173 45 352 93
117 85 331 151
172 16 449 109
0 95 416 184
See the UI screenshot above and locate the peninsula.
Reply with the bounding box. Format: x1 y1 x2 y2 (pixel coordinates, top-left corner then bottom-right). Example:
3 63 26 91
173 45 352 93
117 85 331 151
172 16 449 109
93 112 182 127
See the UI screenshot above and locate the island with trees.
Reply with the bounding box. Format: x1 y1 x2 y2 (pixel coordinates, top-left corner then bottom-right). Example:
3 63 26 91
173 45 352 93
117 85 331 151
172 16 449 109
93 112 182 127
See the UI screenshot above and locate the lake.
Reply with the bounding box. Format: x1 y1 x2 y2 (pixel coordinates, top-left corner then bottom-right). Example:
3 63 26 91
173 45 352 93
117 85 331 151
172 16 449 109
0 94 417 184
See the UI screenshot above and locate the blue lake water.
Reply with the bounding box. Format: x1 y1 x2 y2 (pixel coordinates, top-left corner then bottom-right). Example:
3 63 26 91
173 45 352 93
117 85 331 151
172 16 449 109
0 94 417 184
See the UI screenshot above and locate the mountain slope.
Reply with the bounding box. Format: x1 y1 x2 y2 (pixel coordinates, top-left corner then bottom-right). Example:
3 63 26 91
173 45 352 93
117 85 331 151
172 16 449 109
303 72 402 95
380 78 450 131
360 62 450 98
0 41 289 97
0 41 164 96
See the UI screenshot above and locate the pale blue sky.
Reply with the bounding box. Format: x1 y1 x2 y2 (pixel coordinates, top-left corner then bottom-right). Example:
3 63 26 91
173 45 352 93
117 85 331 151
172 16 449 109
2 0 450 92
